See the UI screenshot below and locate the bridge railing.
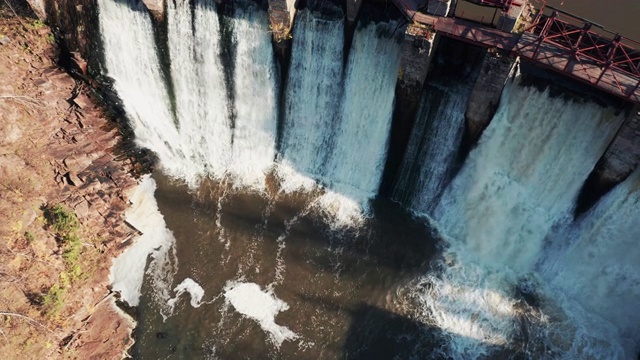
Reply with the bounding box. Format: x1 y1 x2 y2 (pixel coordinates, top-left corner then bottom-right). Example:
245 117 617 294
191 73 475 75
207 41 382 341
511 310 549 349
518 7 640 100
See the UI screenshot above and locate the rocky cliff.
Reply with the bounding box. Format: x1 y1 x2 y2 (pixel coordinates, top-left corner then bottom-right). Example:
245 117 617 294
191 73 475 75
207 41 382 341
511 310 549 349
0 3 140 358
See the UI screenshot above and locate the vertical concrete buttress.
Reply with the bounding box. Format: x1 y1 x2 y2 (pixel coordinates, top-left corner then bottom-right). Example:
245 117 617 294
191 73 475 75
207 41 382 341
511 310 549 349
268 0 297 43
381 24 438 192
593 106 640 189
464 51 516 144
346 0 364 22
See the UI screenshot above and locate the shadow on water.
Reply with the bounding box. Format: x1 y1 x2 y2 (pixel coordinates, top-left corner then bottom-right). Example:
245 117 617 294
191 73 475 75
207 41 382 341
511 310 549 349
130 171 443 359
342 304 442 360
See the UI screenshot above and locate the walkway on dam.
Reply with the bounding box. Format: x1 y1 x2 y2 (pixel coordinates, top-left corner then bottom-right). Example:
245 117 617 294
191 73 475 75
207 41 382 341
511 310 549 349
392 0 640 103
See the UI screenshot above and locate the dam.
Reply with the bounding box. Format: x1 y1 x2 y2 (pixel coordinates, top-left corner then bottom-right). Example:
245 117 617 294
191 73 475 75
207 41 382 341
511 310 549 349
23 0 640 358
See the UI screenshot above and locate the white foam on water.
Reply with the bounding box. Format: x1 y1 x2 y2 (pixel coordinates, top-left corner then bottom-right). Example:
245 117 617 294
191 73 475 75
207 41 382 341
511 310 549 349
223 281 298 347
167 278 206 310
407 251 526 357
312 190 367 229
110 175 176 307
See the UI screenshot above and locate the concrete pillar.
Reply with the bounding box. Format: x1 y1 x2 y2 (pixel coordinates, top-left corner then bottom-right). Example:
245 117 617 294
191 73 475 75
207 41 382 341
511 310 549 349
593 106 640 190
398 24 438 105
427 0 454 17
497 1 527 32
268 0 297 43
141 0 165 22
464 50 516 144
381 24 439 193
346 0 364 22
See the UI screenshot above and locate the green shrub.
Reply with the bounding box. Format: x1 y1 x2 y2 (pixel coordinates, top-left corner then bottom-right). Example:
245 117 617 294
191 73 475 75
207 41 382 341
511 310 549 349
44 204 79 236
31 20 45 29
62 234 82 265
24 231 35 243
42 283 65 317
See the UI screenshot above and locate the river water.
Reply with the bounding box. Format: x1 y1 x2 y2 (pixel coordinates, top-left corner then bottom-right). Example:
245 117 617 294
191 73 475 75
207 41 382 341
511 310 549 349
98 0 640 359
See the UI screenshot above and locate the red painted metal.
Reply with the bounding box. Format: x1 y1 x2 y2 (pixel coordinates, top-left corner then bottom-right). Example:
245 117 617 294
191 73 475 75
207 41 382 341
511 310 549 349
516 8 640 101
390 0 640 103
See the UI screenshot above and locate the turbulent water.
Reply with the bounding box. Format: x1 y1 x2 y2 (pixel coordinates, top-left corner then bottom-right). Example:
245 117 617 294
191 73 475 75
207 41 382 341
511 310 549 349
99 0 639 358
402 78 633 358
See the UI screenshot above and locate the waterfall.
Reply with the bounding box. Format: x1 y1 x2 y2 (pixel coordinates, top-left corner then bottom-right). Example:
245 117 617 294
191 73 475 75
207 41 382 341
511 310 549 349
404 78 627 358
167 0 232 183
97 0 183 175
280 9 345 183
229 4 278 188
100 0 278 188
539 168 640 358
325 21 402 201
433 78 624 273
99 0 637 356
392 83 471 212
281 12 401 206
392 41 487 213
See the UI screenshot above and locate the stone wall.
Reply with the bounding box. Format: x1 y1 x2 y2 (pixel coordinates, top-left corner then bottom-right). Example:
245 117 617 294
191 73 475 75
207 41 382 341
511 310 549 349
346 0 363 21
594 106 640 189
465 51 515 144
381 24 438 193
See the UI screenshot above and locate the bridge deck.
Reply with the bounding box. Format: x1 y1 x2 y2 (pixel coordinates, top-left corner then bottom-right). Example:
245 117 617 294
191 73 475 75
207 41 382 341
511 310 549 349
516 33 640 103
392 0 640 103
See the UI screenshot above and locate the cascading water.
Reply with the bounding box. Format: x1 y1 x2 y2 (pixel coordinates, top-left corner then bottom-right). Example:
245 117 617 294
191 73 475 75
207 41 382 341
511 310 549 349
229 4 278 188
325 21 402 201
166 0 232 183
281 12 401 208
98 0 638 357
279 9 345 184
392 43 486 213
403 77 628 358
101 0 278 188
432 78 624 272
97 0 183 175
392 83 469 212
538 168 640 358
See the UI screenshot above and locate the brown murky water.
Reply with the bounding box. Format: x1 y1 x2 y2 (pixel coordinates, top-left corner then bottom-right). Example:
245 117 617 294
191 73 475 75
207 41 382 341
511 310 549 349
132 173 439 359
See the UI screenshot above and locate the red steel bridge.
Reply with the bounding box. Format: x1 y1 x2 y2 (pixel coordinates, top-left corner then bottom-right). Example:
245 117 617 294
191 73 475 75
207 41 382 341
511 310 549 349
393 0 640 103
